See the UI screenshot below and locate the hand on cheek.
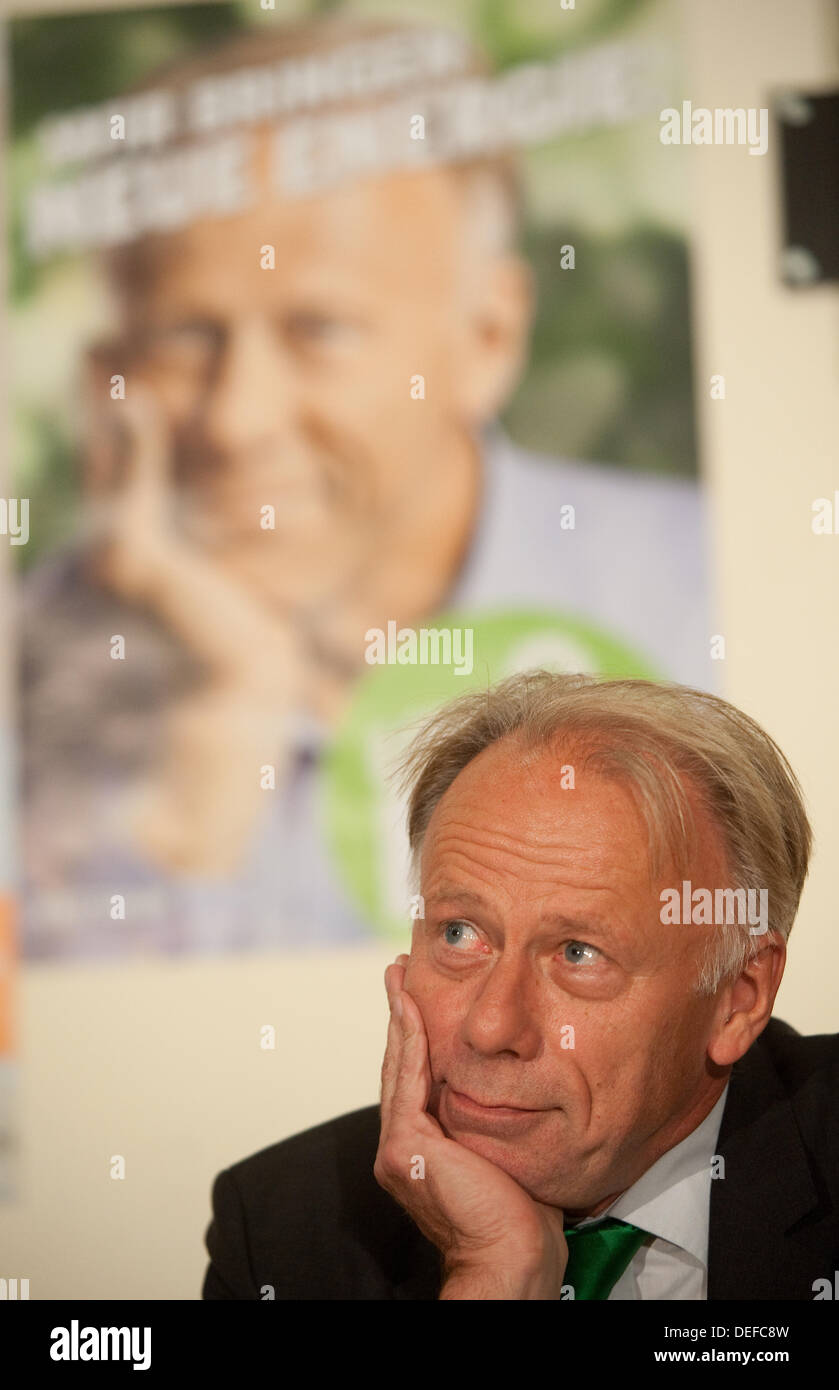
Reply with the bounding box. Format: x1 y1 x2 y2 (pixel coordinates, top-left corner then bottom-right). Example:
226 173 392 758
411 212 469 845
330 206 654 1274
375 955 568 1299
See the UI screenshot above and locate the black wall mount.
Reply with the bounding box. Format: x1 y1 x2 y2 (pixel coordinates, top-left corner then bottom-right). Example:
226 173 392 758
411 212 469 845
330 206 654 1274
775 89 839 286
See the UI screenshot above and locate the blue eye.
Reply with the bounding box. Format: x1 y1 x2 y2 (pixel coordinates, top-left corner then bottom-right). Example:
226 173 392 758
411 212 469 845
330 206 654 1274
563 941 600 966
443 920 477 948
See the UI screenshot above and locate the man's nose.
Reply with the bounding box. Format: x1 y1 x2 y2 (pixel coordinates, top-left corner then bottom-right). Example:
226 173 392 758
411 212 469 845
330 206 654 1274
203 315 295 453
460 954 542 1061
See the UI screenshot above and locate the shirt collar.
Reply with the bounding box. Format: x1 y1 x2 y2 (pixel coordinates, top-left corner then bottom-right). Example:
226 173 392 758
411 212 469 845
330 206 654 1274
571 1084 729 1267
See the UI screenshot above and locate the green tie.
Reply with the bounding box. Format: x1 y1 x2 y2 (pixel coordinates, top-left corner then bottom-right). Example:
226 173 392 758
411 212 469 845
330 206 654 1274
562 1218 649 1300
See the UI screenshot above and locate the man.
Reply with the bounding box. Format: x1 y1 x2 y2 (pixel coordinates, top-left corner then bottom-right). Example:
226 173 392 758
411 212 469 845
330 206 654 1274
202 671 839 1300
20 16 712 957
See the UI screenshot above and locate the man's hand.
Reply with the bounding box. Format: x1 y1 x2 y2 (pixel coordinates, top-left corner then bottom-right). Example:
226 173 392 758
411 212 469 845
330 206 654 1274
374 955 568 1300
80 351 311 871
82 357 302 690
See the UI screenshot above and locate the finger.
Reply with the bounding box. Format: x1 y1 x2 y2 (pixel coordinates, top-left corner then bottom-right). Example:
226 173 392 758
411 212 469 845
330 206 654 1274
379 964 406 1131
379 958 414 1130
81 353 127 495
387 981 432 1129
83 406 122 495
385 959 407 997
119 382 170 491
80 340 144 486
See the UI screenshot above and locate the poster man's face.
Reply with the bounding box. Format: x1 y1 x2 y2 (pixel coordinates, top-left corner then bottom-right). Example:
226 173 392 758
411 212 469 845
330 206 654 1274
110 148 528 616
406 736 729 1210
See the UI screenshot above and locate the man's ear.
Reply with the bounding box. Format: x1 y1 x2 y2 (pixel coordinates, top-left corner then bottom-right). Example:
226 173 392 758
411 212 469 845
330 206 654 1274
451 253 534 426
707 935 786 1068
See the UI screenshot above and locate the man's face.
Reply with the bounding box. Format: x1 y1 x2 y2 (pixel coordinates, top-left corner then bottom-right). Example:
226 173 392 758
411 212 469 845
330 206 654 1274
405 735 729 1212
107 141 522 618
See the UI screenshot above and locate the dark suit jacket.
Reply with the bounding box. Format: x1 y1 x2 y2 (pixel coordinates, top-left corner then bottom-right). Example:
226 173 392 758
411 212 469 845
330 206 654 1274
202 1017 839 1300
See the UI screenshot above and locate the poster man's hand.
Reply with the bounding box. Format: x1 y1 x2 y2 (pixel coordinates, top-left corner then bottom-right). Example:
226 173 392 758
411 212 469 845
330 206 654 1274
82 351 309 871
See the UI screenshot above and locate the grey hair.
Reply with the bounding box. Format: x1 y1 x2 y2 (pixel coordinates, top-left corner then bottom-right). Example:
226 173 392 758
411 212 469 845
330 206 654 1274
395 670 812 996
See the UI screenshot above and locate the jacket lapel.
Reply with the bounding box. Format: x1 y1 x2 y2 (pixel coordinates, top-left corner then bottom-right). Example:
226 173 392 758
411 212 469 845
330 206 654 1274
708 1024 822 1299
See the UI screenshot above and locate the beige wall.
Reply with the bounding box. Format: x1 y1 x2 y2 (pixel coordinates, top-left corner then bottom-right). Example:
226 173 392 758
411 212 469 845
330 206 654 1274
681 0 839 1030
2 948 397 1298
1 0 838 1299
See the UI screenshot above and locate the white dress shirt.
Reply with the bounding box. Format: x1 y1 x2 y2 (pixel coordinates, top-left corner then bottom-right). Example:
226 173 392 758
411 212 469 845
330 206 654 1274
569 1084 729 1300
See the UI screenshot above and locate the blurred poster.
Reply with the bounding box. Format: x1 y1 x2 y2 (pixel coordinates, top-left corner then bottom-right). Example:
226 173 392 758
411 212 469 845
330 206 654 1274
9 0 714 962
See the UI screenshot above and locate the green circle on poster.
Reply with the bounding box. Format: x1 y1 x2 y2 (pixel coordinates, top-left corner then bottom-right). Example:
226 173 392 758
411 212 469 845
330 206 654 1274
320 609 658 941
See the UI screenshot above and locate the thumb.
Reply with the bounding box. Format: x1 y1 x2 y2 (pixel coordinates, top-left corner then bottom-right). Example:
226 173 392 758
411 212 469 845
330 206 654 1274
118 382 170 492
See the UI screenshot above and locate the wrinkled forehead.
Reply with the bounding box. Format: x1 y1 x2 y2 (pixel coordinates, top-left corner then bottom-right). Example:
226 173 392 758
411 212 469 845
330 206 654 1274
418 735 728 903
103 145 472 314
422 741 645 882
